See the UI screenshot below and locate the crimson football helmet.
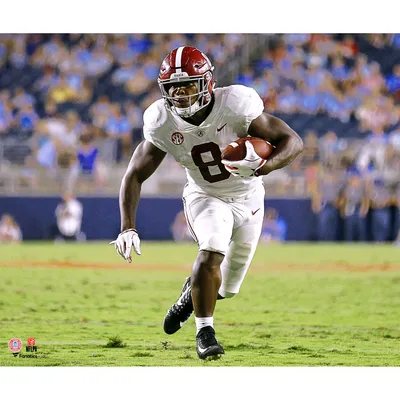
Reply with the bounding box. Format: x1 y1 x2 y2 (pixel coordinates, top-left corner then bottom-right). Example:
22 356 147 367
158 46 215 118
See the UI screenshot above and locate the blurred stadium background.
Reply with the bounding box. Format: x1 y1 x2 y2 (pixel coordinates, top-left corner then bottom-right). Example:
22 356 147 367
0 33 399 243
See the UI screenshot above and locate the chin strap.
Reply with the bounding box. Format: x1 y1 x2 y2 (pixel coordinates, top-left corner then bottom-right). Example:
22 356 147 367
173 100 201 118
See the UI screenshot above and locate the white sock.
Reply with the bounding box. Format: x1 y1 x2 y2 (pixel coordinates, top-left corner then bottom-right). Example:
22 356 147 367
195 316 214 334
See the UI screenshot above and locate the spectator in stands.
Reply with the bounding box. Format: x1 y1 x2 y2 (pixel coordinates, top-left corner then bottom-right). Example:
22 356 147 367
9 35 28 69
86 44 113 78
31 34 68 68
389 34 400 49
385 64 400 101
0 38 7 68
310 34 339 59
389 128 400 151
330 57 352 83
361 62 386 93
369 179 393 242
124 101 143 130
297 83 323 115
111 36 136 66
355 98 387 133
236 66 256 87
48 74 79 105
103 104 132 160
112 59 136 86
74 131 106 191
284 33 311 47
0 101 13 135
128 34 152 55
33 65 59 94
0 214 22 243
311 166 345 241
16 104 39 134
89 95 112 131
65 111 85 139
356 127 389 174
276 86 299 113
142 51 162 81
318 131 340 166
366 34 390 49
353 54 373 81
12 87 35 109
170 210 192 242
141 87 161 110
339 172 369 242
34 112 79 191
340 35 359 59
260 208 287 243
301 130 320 167
382 144 400 187
53 192 85 242
125 68 153 99
18 155 39 189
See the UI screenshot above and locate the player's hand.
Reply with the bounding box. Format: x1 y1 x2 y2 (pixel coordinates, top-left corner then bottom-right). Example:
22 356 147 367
221 141 267 178
109 228 141 263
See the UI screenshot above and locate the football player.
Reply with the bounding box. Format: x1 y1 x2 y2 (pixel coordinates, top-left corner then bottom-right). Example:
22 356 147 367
111 46 303 360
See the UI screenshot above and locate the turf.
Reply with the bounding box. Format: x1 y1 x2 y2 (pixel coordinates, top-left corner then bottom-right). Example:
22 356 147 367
0 242 399 366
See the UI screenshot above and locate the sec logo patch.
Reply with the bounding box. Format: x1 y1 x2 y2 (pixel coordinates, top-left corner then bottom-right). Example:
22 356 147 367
171 132 184 145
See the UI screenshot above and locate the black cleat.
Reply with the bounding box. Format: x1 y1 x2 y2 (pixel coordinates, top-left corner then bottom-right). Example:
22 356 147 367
196 326 225 360
163 277 193 334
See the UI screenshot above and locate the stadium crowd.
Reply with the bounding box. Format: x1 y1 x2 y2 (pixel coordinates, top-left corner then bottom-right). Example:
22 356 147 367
0 33 246 192
0 33 399 243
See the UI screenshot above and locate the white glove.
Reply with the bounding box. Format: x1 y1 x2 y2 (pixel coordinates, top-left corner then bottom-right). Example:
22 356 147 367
109 228 141 263
221 141 267 178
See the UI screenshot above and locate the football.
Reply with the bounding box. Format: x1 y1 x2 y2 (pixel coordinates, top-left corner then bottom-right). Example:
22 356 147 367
221 137 274 162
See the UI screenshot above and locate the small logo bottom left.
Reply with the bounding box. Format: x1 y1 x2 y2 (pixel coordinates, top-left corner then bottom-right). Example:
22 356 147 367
8 338 22 353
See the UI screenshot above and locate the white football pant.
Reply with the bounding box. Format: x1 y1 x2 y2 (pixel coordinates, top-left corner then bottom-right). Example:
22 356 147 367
182 183 265 297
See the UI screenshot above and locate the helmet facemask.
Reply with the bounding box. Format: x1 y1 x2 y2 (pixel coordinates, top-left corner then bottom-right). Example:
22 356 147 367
158 71 214 118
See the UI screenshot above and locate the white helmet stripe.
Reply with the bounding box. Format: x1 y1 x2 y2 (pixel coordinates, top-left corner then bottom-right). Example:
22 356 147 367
175 46 185 73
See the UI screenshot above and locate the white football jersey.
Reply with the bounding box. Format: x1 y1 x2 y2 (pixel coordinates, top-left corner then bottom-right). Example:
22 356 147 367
143 85 264 198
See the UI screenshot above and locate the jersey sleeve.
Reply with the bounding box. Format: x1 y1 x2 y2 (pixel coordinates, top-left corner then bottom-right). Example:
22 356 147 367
226 85 264 134
143 100 169 153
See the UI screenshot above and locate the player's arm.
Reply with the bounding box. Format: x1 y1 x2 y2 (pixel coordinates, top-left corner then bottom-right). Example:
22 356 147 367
111 140 166 262
248 112 304 175
120 140 166 231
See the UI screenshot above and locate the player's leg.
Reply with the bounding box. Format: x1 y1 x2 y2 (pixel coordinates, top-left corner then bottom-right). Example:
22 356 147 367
218 187 264 299
188 193 234 359
191 250 224 316
163 192 232 334
164 190 233 359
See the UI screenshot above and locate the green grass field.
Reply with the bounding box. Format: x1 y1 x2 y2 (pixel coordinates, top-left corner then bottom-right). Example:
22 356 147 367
1 242 399 366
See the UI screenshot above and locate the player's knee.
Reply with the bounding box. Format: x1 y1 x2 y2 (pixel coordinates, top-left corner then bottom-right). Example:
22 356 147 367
197 250 224 269
199 234 228 257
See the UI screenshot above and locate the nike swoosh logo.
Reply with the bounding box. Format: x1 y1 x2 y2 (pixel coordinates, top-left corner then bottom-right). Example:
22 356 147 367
252 208 260 215
176 286 190 306
197 345 208 354
217 123 227 132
